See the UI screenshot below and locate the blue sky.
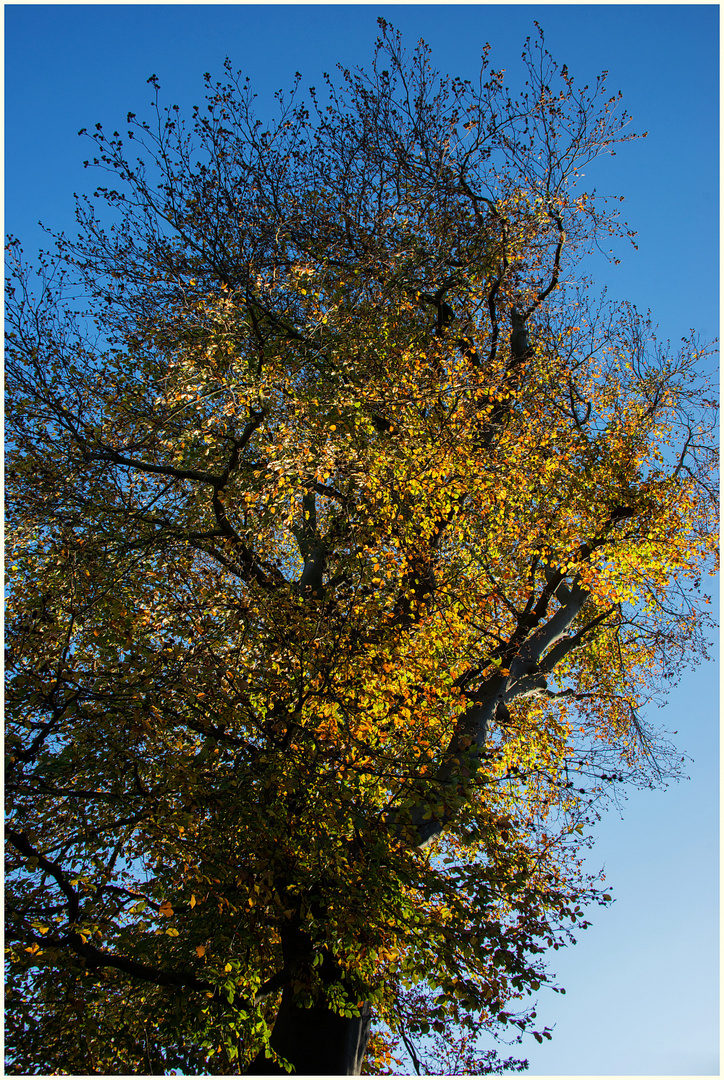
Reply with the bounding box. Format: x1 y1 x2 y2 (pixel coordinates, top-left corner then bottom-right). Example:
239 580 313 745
5 5 719 1075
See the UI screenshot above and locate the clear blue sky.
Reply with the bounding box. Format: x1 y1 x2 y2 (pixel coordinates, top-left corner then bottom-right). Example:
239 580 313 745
5 5 719 1075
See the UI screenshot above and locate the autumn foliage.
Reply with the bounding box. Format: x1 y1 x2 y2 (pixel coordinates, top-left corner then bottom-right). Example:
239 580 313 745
5 23 717 1075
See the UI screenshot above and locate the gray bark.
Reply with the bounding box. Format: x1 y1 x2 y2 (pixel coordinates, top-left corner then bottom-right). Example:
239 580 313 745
392 574 596 849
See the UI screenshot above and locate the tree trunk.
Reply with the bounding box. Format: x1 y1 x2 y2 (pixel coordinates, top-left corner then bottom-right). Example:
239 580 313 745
249 991 372 1075
248 923 372 1074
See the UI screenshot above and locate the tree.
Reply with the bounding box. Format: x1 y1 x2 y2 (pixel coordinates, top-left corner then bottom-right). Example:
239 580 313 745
5 22 717 1075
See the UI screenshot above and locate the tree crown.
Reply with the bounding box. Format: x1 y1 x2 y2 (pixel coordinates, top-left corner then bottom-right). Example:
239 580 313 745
5 22 717 1075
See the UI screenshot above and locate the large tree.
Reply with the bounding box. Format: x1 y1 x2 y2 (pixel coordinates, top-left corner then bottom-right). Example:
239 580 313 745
5 23 717 1075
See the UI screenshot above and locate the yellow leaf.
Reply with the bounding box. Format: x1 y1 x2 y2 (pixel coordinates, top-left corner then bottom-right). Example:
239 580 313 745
158 900 174 917
190 893 197 909
196 945 206 958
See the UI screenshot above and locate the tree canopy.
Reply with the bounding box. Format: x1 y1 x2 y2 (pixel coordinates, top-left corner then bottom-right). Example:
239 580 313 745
5 22 717 1075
